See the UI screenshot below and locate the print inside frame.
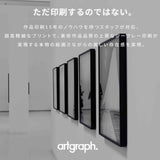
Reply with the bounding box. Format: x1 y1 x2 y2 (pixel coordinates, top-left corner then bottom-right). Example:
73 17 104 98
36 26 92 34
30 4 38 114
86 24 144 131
67 58 78 120
52 67 59 110
79 49 96 129
99 34 127 147
59 63 68 114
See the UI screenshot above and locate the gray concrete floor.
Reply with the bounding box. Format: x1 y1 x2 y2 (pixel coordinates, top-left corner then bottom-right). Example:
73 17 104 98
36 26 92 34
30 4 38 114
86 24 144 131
0 111 55 160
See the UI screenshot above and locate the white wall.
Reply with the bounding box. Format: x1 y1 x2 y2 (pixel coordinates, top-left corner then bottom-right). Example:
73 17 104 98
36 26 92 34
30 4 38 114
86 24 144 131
51 0 160 160
0 10 9 111
27 14 53 111
4 6 30 133
28 47 53 111
0 5 53 112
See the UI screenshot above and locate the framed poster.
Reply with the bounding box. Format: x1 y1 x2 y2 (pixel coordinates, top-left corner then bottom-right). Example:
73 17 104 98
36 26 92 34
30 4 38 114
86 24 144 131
59 63 68 114
67 58 78 120
52 67 59 110
79 49 96 129
99 34 127 147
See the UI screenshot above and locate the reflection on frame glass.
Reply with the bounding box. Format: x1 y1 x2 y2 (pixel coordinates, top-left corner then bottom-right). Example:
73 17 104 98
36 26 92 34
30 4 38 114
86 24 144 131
67 58 78 120
99 34 127 147
59 63 68 114
79 49 96 129
52 67 59 110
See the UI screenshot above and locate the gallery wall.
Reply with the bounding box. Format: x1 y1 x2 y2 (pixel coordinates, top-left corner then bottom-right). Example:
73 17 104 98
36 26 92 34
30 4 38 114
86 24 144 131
51 0 160 159
0 9 9 111
0 5 53 111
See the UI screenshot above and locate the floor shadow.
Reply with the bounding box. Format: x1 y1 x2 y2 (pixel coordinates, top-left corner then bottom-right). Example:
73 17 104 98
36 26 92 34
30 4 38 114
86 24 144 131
83 125 97 137
104 139 127 158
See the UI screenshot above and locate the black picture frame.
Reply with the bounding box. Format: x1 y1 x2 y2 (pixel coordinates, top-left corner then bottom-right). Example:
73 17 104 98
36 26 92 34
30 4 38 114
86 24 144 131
79 49 96 129
67 58 78 120
98 34 127 147
59 63 68 114
52 67 59 110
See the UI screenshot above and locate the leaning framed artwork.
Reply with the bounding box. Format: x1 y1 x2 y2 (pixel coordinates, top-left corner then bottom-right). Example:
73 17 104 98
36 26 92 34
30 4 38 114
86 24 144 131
59 63 68 114
79 49 96 129
52 67 59 110
67 58 78 120
99 34 127 146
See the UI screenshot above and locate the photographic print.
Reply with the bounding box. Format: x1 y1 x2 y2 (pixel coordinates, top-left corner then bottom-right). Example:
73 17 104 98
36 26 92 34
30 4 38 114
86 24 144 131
59 63 68 114
79 49 96 129
52 67 59 110
99 34 127 146
67 58 78 120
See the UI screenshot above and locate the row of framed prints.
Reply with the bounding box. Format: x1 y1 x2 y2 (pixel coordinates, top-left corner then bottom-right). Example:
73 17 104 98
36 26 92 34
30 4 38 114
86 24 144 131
52 34 127 147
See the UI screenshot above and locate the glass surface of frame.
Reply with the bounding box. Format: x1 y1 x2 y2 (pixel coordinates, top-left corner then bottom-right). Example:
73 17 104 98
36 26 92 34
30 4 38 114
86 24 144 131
79 49 96 129
59 64 68 114
99 34 127 147
67 58 78 120
52 67 59 110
